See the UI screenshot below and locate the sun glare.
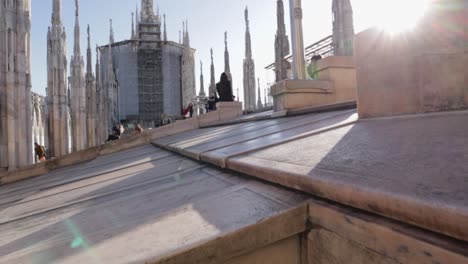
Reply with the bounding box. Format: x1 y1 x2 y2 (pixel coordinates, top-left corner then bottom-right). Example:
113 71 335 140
375 0 430 34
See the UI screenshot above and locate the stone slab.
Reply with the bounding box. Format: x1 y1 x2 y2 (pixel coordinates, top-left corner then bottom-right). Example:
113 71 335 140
153 116 303 157
154 110 356 166
227 111 468 242
154 118 285 147
0 146 175 204
201 111 358 167
0 144 309 264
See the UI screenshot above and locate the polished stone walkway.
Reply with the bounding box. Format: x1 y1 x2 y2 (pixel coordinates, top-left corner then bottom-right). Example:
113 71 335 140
1 109 467 263
154 110 468 243
0 146 308 264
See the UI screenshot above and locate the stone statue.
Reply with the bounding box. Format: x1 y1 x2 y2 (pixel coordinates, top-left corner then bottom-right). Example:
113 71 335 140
216 73 234 102
245 6 249 27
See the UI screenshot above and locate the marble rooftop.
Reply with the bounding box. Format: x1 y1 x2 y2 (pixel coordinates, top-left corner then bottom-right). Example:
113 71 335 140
1 108 467 263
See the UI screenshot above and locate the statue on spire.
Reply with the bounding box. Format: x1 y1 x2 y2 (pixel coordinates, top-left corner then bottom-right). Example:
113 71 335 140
140 0 156 23
245 6 249 29
109 19 114 44
224 31 228 51
87 24 90 49
209 48 216 97
75 0 79 17
131 12 135 39
163 14 167 41
199 61 206 97
52 0 62 25
224 31 232 84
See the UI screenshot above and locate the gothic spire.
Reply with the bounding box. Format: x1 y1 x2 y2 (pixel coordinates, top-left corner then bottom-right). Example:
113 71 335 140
109 19 114 44
185 20 190 47
73 0 81 56
277 0 286 35
332 0 355 56
182 21 185 43
131 12 135 39
136 5 140 24
199 61 206 97
52 0 62 25
95 44 100 82
257 78 262 108
140 0 155 23
274 0 291 82
163 14 167 41
243 9 256 112
245 6 252 59
108 20 114 70
210 48 216 96
224 31 231 80
86 25 92 76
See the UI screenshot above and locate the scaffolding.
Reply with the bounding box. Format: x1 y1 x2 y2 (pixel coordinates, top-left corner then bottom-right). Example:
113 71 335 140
138 48 163 122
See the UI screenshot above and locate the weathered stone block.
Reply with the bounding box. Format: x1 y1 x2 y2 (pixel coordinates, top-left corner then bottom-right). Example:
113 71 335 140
272 56 357 112
356 0 468 118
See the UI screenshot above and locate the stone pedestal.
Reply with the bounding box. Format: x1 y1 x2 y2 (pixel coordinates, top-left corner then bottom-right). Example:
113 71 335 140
196 102 243 127
216 101 243 120
272 56 357 112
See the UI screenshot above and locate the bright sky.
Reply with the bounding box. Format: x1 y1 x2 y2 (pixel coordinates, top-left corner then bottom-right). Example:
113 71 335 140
30 0 429 101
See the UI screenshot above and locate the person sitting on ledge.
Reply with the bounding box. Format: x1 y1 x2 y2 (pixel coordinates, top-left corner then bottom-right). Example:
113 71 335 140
307 54 322 79
216 72 234 102
105 124 124 143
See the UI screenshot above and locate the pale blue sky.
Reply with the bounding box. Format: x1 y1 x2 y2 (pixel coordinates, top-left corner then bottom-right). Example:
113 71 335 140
30 0 405 100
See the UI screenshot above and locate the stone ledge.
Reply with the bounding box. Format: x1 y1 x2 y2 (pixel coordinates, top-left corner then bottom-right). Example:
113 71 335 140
271 79 333 96
316 55 356 70
226 156 468 243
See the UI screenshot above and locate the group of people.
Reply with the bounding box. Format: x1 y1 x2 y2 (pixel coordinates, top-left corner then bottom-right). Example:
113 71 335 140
34 123 144 162
105 123 144 143
183 104 194 118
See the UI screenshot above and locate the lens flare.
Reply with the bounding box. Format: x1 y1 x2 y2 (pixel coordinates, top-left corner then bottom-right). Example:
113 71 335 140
375 0 430 34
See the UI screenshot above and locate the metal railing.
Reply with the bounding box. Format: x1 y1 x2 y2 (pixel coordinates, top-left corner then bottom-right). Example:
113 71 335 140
265 35 333 70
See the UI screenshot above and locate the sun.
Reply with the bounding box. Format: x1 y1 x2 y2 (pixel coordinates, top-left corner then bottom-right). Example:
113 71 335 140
375 0 430 34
